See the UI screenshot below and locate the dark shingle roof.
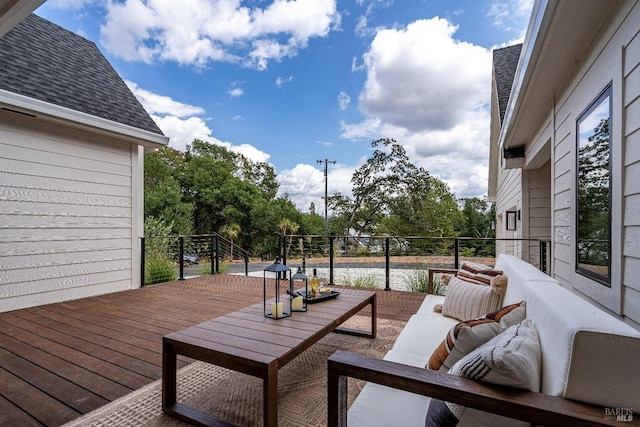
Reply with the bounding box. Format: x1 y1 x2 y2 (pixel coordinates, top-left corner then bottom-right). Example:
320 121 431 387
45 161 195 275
493 44 522 125
0 14 163 136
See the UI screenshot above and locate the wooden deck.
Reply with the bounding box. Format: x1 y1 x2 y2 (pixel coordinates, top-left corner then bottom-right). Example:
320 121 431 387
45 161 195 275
0 274 425 427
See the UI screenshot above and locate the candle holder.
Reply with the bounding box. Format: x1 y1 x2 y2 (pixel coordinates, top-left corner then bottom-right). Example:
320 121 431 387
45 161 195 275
263 257 291 319
290 267 308 312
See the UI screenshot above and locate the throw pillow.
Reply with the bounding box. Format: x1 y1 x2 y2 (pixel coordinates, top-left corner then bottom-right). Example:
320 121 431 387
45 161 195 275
441 276 504 321
484 301 526 326
427 301 526 372
425 319 542 427
452 319 541 390
457 261 504 286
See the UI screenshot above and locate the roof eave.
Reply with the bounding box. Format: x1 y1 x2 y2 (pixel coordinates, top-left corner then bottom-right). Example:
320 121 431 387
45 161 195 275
0 0 45 37
0 89 169 147
498 0 622 154
497 0 555 153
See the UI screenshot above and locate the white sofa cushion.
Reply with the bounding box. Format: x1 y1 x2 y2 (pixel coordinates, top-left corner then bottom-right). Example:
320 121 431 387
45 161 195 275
391 313 458 355
494 254 557 305
416 294 446 316
523 279 640 410
348 382 431 427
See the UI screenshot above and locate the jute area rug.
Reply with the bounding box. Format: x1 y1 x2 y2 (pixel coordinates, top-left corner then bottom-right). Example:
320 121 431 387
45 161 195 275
63 316 405 427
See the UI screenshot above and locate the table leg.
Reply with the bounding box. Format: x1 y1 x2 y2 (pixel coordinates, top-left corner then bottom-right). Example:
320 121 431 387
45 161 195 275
264 362 278 427
162 338 177 412
371 293 377 338
335 293 377 338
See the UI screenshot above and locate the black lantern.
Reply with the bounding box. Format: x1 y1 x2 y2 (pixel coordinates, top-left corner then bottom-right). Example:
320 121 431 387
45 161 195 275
290 267 308 312
263 257 291 319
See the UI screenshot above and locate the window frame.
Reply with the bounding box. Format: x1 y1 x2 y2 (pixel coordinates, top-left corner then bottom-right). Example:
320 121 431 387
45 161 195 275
575 83 612 286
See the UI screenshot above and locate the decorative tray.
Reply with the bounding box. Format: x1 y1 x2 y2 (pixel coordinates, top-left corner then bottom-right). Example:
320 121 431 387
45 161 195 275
290 290 340 304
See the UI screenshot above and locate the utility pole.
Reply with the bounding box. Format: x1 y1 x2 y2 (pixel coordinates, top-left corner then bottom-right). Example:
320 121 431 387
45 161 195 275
317 158 336 237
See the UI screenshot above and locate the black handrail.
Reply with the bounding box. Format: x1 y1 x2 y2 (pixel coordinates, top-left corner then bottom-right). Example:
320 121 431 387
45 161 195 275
280 234 551 291
141 233 550 290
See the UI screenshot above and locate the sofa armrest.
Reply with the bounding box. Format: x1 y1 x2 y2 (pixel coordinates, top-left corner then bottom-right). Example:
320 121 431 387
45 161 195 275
428 268 457 294
327 350 635 427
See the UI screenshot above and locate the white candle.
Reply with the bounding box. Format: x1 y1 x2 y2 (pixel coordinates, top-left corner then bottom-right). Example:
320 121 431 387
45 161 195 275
292 296 303 311
271 302 283 317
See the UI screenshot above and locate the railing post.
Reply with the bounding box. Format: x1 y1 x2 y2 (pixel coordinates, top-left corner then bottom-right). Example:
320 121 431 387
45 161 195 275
215 236 220 273
141 237 146 287
540 240 548 273
179 236 185 280
210 235 215 275
385 237 390 291
282 234 288 266
454 238 459 269
329 236 335 285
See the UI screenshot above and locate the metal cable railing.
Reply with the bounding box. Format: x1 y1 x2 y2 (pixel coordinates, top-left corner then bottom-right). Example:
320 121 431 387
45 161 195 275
141 233 250 286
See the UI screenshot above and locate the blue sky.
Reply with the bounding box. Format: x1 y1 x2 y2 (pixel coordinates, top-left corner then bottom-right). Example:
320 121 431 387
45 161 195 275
35 0 532 212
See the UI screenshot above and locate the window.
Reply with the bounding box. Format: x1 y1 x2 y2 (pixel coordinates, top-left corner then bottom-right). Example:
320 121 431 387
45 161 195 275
506 210 517 230
576 84 611 286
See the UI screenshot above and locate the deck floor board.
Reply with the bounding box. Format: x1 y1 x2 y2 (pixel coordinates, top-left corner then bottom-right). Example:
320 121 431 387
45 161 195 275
0 273 424 427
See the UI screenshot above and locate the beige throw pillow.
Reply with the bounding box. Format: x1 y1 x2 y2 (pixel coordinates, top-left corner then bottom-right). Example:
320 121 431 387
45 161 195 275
441 276 504 321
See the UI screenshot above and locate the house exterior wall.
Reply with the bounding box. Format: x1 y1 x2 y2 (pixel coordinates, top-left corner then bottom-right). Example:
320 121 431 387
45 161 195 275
495 165 522 256
0 110 143 312
495 2 640 328
622 12 640 325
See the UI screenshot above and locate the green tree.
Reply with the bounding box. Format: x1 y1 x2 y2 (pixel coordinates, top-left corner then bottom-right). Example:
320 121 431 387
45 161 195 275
220 223 241 259
144 147 194 235
328 138 460 244
458 197 496 238
249 196 304 258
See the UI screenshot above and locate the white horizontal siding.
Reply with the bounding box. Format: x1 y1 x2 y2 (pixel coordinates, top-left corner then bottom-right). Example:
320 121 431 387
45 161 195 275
0 111 137 311
623 22 640 324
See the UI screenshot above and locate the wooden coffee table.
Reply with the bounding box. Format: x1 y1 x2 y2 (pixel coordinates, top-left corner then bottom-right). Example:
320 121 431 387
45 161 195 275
162 288 376 427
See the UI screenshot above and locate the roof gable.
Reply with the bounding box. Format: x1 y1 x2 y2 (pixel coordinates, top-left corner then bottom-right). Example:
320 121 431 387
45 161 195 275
0 14 163 136
492 44 522 126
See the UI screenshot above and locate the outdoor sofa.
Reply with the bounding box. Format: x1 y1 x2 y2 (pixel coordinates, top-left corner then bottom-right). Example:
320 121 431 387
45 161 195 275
328 254 640 426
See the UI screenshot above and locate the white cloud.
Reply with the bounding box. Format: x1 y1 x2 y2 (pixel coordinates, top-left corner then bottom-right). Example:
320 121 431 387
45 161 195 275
488 0 533 39
278 162 354 212
45 0 93 9
126 81 204 117
338 91 351 110
228 87 244 97
128 83 269 163
154 114 270 163
341 17 494 199
358 18 491 132
276 75 294 87
100 0 341 70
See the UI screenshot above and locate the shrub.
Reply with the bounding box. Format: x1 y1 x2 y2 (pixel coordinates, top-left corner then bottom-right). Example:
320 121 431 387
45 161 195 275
403 268 430 293
145 255 177 286
338 269 380 289
200 260 229 275
403 267 447 295
431 273 448 296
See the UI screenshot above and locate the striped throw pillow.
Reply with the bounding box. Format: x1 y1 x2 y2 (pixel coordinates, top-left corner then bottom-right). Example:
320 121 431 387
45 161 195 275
442 276 503 321
427 302 526 371
457 261 503 286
